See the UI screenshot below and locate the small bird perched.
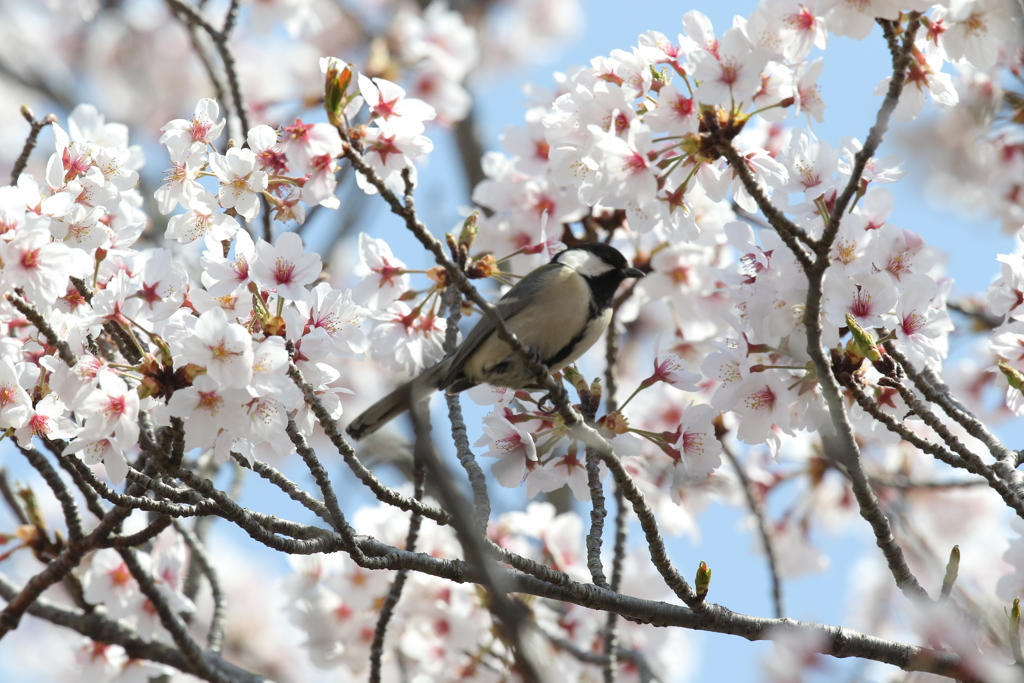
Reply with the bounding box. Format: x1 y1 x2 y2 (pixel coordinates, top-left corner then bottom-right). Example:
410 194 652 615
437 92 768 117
345 243 644 440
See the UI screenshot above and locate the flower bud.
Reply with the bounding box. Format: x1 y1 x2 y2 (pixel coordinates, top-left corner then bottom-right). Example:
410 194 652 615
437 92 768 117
695 561 711 601
323 58 354 128
939 545 959 602
846 313 882 362
999 360 1024 391
459 212 479 250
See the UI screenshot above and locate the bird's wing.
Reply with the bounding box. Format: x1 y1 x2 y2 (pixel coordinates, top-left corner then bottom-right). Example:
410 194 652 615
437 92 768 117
442 263 562 387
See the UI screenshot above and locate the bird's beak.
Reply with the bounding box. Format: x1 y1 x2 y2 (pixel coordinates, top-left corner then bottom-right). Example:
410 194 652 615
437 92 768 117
624 267 645 278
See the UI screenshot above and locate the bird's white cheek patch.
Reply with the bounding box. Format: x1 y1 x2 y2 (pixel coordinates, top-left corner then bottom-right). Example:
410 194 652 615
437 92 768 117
556 250 615 278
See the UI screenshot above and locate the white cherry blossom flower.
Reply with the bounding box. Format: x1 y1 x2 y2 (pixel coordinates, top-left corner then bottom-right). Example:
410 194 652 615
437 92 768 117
822 268 899 329
174 307 255 389
779 129 839 199
874 50 958 122
0 357 32 430
280 119 342 175
208 148 268 222
355 123 434 196
160 98 226 154
671 403 723 482
822 0 899 41
13 394 79 445
251 231 323 301
201 228 256 296
165 374 250 452
303 283 369 359
165 191 240 244
358 74 436 134
941 0 1015 70
82 548 145 618
0 227 77 304
644 84 700 136
989 253 1024 321
247 124 289 175
475 413 538 488
64 435 128 485
732 375 793 457
690 24 770 106
77 372 140 446
895 277 952 363
352 233 410 310
369 302 447 374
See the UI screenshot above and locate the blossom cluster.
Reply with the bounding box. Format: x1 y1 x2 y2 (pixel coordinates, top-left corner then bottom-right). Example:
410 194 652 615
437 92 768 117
283 500 685 680
461 0 991 506
0 102 382 485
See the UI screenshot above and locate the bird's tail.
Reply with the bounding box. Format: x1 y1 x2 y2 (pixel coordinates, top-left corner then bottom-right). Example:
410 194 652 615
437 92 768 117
345 360 450 441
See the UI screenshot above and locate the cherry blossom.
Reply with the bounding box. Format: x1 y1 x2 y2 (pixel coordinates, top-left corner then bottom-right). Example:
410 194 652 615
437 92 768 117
165 191 240 244
208 147 269 221
251 231 323 301
874 49 958 122
355 123 434 196
731 375 794 456
671 403 723 482
165 374 251 454
0 227 78 304
159 98 226 154
352 232 410 310
172 307 255 389
939 0 1015 70
0 357 32 430
279 119 342 176
201 228 257 296
76 373 140 446
358 75 437 134
475 413 539 488
13 394 79 445
823 269 900 329
690 24 771 105
368 301 447 374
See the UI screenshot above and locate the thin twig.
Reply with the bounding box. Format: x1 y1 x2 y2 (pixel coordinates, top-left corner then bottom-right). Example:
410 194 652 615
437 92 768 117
408 399 551 683
173 520 227 653
0 573 265 682
602 483 629 683
231 452 332 524
369 453 426 682
285 355 453 527
548 635 663 683
118 547 224 681
10 106 55 184
585 447 610 589
0 469 30 526
8 292 77 367
101 516 173 549
441 284 491 529
721 443 784 618
885 340 1024 487
17 445 84 542
598 449 702 609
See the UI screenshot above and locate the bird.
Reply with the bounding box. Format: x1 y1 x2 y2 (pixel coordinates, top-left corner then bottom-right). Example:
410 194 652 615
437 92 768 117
345 242 645 441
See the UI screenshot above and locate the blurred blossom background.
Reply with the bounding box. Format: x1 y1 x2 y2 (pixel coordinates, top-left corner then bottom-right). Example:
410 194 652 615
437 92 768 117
1 0 1023 681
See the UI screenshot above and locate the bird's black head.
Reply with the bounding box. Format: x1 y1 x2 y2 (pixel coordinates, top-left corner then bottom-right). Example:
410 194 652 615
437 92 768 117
553 243 644 309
